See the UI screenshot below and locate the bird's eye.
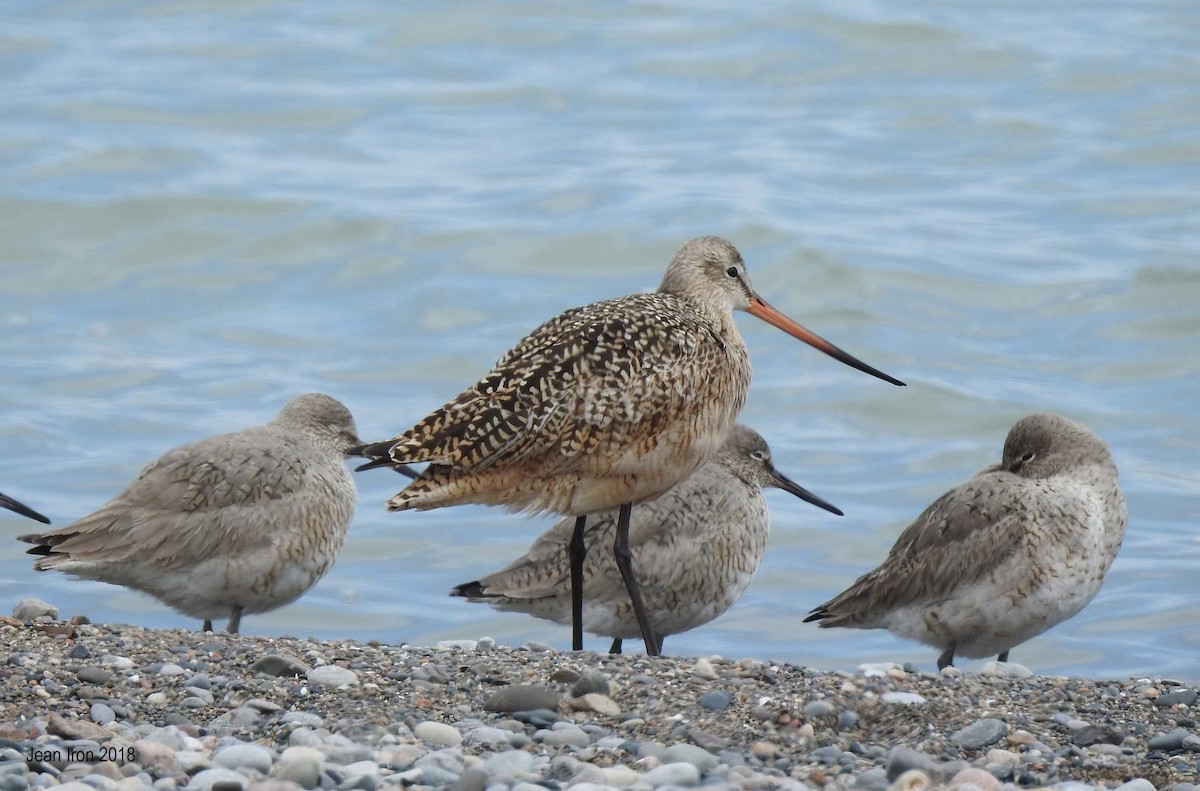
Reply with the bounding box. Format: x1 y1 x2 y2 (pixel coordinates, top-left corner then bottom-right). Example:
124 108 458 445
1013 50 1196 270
750 450 767 462
726 266 739 278
1020 451 1036 463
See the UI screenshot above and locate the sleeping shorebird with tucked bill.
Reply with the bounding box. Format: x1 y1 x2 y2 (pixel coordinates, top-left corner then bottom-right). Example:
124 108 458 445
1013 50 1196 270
18 394 359 634
1 491 50 524
353 236 904 655
805 413 1127 669
452 425 843 654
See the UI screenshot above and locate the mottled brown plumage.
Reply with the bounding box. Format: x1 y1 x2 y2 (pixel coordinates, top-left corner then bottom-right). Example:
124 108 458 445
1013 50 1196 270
806 413 1127 669
19 394 360 634
452 425 842 654
354 236 903 654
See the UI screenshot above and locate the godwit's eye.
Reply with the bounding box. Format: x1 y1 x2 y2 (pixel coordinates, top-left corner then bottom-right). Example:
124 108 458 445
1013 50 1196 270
750 450 768 462
1020 451 1036 463
726 266 739 278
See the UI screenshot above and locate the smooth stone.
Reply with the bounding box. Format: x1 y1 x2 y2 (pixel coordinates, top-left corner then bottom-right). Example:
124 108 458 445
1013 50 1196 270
858 662 901 678
1113 782 1157 791
413 721 462 748
540 726 589 748
950 718 1008 749
1155 690 1199 707
803 700 836 719
157 663 186 677
213 743 274 774
838 710 860 730
251 654 312 678
949 768 1000 791
1183 735 1200 752
855 768 890 791
642 762 700 787
132 741 178 773
698 691 732 712
693 658 719 681
885 747 942 782
90 704 116 725
484 685 560 713
1148 728 1191 751
185 770 246 791
570 693 620 716
435 640 477 651
482 750 534 778
13 598 58 621
280 712 324 727
662 744 718 773
100 656 134 671
570 671 612 697
306 666 358 688
77 668 116 686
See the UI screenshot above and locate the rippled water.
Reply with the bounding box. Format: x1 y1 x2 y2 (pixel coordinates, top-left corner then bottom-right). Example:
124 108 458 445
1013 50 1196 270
2 1 1197 681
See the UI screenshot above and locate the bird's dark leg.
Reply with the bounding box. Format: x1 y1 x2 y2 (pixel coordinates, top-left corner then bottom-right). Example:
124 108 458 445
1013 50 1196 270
226 606 243 635
569 515 588 651
202 620 213 632
937 642 956 670
997 650 1009 663
608 638 623 654
656 635 665 655
612 502 659 656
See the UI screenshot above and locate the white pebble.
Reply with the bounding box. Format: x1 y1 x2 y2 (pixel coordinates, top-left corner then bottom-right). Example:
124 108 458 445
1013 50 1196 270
306 665 359 688
414 720 463 747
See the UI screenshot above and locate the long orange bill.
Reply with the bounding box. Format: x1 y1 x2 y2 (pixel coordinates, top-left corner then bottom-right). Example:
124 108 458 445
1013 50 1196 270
770 469 844 516
747 296 905 386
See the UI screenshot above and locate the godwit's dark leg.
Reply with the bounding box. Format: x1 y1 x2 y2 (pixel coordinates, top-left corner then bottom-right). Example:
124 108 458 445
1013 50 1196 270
656 635 665 655
612 502 659 656
608 638 623 654
202 620 213 632
997 650 1009 663
569 515 588 651
937 642 957 670
226 606 243 635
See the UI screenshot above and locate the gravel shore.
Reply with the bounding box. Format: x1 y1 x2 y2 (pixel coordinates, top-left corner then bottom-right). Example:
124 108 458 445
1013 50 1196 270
2 603 1197 791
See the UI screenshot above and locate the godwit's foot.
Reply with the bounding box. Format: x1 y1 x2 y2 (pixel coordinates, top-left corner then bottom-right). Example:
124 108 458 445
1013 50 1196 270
997 650 1010 663
608 638 623 654
937 642 956 670
202 620 213 632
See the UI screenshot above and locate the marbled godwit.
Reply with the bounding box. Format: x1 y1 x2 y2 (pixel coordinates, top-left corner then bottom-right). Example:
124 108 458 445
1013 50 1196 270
18 394 359 634
353 236 904 655
805 413 1126 669
0 492 49 524
451 425 843 654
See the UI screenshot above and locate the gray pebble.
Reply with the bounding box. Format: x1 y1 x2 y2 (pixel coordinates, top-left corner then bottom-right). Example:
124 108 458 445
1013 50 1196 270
881 691 926 705
805 700 836 720
13 597 58 621
485 685 560 713
213 743 274 774
642 762 701 787
77 668 115 686
1155 690 1198 707
1148 729 1191 751
483 750 534 778
413 721 462 748
1113 781 1157 791
885 746 943 782
281 711 324 728
251 654 312 678
698 691 731 712
838 710 860 731
462 726 509 748
90 703 116 725
540 726 589 748
570 671 612 697
185 770 246 791
663 744 718 773
950 718 1008 749
306 666 358 688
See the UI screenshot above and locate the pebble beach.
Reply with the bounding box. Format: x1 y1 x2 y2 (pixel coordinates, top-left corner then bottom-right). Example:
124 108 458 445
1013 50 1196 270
3 600 1197 791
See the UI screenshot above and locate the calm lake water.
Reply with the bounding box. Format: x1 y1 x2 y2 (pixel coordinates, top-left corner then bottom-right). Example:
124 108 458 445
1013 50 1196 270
1 2 1197 681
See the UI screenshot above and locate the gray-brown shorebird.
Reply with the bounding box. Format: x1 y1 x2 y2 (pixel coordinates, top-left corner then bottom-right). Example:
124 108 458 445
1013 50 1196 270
1 491 49 524
19 394 359 634
805 413 1127 669
452 424 843 654
354 236 904 655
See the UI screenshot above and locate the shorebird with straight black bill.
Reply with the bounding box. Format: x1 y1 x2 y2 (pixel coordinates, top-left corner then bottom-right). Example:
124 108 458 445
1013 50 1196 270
353 236 904 656
805 413 1126 670
452 425 842 654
